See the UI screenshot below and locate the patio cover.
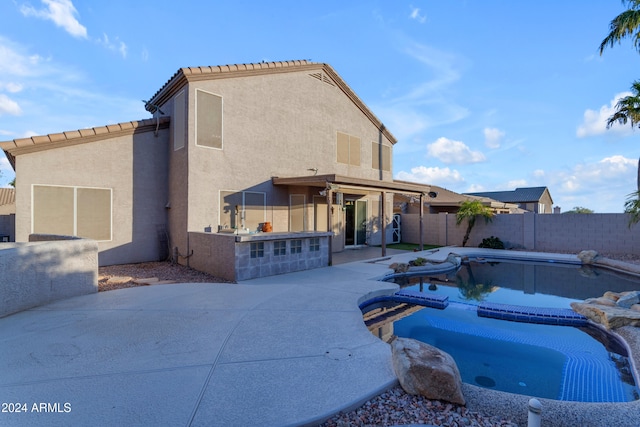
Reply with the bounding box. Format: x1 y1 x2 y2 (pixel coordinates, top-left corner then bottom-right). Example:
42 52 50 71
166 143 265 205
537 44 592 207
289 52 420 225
272 174 435 260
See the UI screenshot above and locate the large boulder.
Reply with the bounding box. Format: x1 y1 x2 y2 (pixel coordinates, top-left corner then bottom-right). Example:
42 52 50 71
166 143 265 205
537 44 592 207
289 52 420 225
390 337 465 405
577 250 600 264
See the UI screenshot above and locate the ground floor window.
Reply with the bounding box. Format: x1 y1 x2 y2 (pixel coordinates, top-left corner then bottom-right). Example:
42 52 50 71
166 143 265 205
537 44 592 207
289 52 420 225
309 238 320 252
219 190 266 232
32 184 112 241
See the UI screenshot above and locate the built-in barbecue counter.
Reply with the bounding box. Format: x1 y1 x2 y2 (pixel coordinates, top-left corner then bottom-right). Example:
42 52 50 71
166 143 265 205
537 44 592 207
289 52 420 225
188 230 332 282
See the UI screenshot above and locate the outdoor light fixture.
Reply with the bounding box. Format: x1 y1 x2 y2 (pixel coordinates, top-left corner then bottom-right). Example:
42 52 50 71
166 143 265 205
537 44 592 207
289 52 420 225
428 191 438 198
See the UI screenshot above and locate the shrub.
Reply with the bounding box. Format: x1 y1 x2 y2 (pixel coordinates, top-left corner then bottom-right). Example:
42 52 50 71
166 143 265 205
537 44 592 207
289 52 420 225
478 236 505 249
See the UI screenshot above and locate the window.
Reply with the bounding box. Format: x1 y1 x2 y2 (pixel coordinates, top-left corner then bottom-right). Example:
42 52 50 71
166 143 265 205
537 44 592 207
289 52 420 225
219 191 266 231
196 89 223 149
336 132 360 166
309 238 320 252
250 242 264 258
290 239 302 254
372 142 391 172
274 241 286 256
173 90 186 150
32 185 112 241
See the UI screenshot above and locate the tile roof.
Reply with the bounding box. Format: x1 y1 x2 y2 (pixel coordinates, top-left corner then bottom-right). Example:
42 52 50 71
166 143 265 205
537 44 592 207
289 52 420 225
465 186 549 203
0 117 170 169
146 60 397 144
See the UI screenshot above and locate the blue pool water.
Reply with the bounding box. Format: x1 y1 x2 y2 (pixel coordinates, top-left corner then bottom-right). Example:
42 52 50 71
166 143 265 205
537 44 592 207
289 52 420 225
363 258 640 402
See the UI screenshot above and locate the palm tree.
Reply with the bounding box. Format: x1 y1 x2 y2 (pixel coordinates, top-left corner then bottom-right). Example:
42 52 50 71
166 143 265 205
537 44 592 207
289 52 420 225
455 200 494 247
600 1 640 224
599 0 640 56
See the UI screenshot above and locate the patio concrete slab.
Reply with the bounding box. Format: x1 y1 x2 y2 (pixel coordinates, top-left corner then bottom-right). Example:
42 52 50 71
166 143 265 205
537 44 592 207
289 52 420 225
0 253 402 427
2 246 637 426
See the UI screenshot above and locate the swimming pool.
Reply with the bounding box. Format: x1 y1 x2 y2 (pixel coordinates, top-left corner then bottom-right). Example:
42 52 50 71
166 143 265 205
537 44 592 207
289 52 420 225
361 257 640 402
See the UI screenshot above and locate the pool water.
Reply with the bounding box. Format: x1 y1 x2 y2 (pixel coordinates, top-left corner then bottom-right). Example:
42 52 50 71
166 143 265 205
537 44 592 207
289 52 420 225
384 258 640 307
365 258 640 402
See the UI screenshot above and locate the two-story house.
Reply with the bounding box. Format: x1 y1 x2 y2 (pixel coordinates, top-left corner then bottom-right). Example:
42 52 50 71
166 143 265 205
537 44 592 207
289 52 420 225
1 60 435 281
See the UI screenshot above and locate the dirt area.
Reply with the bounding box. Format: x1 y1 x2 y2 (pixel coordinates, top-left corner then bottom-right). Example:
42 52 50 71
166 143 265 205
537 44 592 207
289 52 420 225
98 261 231 292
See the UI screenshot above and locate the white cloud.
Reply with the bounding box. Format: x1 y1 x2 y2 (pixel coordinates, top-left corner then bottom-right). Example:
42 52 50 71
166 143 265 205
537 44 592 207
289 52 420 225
466 183 485 192
98 34 128 59
483 127 504 148
20 0 87 39
0 94 22 116
577 92 634 137
395 165 464 186
548 155 636 194
506 179 528 188
3 82 23 93
533 169 545 178
427 137 486 164
409 6 426 24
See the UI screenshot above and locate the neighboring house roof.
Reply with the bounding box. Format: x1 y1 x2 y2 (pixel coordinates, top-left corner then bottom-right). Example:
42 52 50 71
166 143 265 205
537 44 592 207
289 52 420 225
394 182 521 211
146 59 397 145
0 188 15 206
465 186 552 204
0 117 170 169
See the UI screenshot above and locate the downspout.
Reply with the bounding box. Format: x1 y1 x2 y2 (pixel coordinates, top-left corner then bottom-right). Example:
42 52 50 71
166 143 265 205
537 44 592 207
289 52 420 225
327 188 333 266
381 191 386 257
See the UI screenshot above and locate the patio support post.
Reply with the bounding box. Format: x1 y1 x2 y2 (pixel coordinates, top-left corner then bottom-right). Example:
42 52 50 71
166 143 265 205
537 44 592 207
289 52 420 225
419 193 424 251
381 191 386 257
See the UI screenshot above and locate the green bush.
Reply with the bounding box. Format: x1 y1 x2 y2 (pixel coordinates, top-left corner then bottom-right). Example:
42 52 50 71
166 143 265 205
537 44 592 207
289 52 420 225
409 257 428 266
478 236 504 249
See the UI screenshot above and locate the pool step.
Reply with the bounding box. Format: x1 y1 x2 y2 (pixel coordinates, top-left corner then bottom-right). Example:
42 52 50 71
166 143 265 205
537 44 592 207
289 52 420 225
477 302 588 326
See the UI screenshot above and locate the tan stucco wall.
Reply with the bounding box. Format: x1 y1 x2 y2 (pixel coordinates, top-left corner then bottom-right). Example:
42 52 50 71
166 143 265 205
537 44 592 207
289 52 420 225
401 212 640 255
162 68 396 257
14 128 169 265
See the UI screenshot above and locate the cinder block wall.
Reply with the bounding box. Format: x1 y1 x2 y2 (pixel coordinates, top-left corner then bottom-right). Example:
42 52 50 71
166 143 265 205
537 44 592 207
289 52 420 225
400 213 640 255
0 237 98 318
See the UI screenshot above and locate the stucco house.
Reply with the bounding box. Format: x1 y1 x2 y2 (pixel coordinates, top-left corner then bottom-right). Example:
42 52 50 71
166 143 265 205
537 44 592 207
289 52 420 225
465 186 554 214
1 60 436 281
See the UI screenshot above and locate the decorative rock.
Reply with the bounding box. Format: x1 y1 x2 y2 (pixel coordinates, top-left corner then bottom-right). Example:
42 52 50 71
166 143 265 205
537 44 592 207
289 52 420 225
389 263 410 273
571 301 640 329
391 337 466 406
577 250 600 264
603 291 621 302
584 297 617 307
617 291 640 309
106 276 133 285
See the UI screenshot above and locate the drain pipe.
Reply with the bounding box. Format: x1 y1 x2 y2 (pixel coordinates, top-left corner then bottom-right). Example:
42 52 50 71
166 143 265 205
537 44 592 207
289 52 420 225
527 398 542 427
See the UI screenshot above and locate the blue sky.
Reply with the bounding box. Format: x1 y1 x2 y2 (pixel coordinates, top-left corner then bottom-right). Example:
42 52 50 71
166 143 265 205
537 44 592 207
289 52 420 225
1 1 638 212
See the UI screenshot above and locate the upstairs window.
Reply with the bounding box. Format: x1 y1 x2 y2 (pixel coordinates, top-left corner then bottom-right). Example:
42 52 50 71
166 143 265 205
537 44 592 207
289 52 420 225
336 132 360 166
372 141 391 172
196 89 223 149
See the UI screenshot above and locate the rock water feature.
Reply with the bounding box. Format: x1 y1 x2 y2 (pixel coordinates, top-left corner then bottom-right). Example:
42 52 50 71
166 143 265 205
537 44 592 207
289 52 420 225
572 250 640 329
